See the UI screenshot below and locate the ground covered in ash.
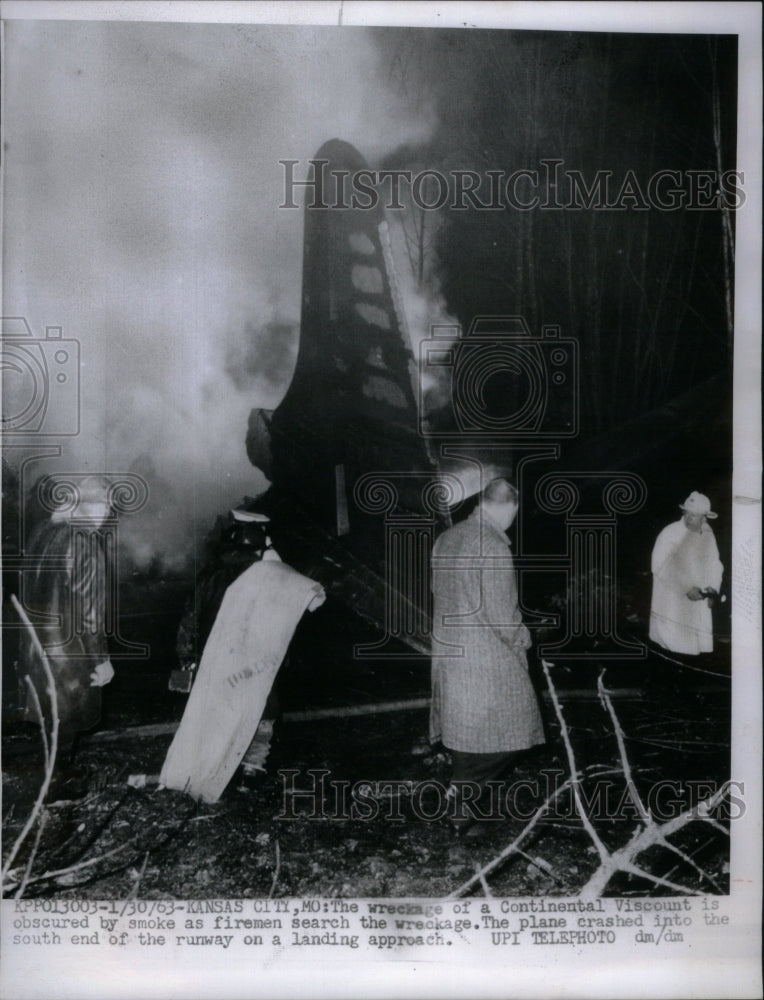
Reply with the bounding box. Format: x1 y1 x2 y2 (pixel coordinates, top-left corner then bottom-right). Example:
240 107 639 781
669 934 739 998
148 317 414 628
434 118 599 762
2 577 732 902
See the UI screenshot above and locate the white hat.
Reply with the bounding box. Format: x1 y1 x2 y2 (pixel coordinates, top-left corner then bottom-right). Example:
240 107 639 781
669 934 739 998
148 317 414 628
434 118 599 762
230 508 270 523
679 492 717 519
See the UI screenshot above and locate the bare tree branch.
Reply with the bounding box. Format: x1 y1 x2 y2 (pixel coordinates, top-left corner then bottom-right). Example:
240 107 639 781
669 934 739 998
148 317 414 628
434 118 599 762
657 837 724 893
619 861 705 896
126 851 150 899
447 662 730 900
3 596 60 881
3 841 135 893
269 839 282 900
597 671 651 824
447 776 575 899
23 675 49 768
542 660 610 862
14 810 48 900
475 862 493 898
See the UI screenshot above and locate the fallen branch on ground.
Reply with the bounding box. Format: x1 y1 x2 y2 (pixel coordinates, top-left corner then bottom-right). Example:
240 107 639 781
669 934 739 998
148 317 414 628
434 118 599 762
126 852 150 899
475 862 493 898
3 596 60 882
447 660 730 900
269 840 281 899
447 776 575 899
24 675 50 768
578 780 731 899
554 660 729 900
3 840 135 893
577 666 730 899
14 810 49 900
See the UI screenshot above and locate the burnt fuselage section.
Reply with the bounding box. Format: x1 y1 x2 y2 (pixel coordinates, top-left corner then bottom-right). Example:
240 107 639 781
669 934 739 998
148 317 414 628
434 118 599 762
247 140 443 651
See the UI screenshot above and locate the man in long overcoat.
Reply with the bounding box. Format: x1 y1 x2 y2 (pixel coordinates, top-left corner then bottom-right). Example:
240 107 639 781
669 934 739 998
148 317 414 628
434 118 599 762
429 478 545 833
20 475 115 796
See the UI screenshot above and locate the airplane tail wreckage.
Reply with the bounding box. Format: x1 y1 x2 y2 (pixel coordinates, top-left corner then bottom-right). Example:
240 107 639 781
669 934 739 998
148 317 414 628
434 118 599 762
246 139 443 655
245 139 589 658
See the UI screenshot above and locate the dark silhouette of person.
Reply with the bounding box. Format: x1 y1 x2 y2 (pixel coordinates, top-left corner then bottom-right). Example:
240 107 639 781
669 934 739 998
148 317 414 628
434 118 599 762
19 475 115 798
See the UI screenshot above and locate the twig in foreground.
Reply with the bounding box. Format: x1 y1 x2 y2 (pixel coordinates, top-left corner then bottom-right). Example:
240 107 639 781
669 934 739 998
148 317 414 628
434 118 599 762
447 776 575 899
3 596 60 881
269 839 281 899
475 862 493 898
127 851 150 899
14 810 49 900
24 675 50 769
3 840 135 893
542 660 610 863
598 670 651 825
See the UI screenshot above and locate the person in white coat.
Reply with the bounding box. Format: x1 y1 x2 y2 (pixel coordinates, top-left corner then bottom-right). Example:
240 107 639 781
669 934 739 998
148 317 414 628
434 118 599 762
649 492 723 655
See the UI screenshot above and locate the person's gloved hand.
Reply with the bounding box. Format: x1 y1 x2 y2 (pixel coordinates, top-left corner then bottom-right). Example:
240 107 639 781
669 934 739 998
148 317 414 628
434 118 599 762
90 660 115 687
503 623 531 651
308 586 326 612
515 623 532 651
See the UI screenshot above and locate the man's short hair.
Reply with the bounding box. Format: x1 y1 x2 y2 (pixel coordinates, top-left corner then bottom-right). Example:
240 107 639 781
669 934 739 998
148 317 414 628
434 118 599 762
481 478 518 505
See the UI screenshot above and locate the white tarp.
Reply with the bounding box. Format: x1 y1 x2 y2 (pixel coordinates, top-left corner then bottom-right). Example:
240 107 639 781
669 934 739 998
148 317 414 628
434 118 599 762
160 559 324 802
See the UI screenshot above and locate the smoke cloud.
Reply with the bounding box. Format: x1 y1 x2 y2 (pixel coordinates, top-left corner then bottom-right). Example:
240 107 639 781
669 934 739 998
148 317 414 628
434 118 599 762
3 20 437 571
384 208 459 417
